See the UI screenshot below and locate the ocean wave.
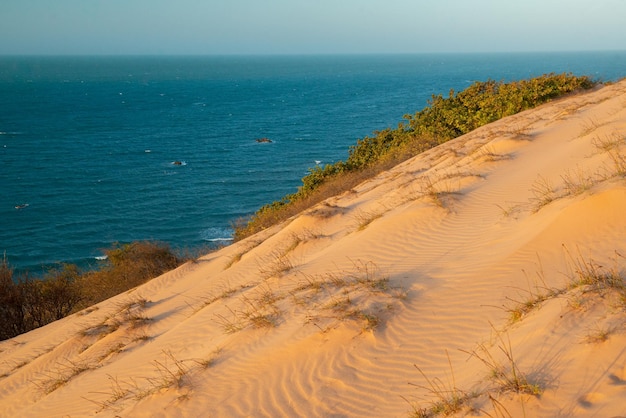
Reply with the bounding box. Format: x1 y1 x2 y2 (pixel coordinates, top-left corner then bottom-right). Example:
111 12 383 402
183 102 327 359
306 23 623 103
205 237 234 242
94 255 108 260
200 227 234 242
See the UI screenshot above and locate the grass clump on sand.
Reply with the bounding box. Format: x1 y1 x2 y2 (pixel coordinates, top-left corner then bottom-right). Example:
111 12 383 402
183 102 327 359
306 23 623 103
407 351 476 417
234 73 595 241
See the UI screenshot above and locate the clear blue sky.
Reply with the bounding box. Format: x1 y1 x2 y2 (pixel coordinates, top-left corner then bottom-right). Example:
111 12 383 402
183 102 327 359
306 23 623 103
1 0 625 55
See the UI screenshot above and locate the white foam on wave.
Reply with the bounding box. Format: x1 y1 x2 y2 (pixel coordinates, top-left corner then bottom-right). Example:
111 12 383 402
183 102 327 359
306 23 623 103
200 227 234 243
94 255 108 261
206 237 234 242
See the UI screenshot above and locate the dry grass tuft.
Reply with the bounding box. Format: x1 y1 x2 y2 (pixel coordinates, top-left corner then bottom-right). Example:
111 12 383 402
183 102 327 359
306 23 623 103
564 246 625 295
241 292 281 329
418 175 461 209
476 145 511 162
509 124 534 141
214 307 245 334
308 201 349 219
607 149 626 177
579 118 605 137
465 332 543 396
260 251 294 279
504 247 625 326
224 239 264 270
87 348 216 411
560 167 596 196
583 323 615 344
352 208 384 231
149 350 191 391
495 202 522 219
503 261 563 324
37 359 95 394
505 281 562 324
592 131 625 152
407 351 475 417
529 175 556 212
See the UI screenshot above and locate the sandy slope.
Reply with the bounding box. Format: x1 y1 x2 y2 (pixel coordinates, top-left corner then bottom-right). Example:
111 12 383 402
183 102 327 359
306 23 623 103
1 80 626 418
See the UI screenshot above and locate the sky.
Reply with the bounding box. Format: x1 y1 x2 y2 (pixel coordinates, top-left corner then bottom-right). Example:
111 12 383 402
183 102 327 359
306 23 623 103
1 0 625 55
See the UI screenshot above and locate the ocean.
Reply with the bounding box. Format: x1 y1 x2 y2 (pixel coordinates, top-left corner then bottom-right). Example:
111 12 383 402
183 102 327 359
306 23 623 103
1 52 625 275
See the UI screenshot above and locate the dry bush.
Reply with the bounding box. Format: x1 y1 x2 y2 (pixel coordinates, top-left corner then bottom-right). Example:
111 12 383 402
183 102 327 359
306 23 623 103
1 260 82 340
77 241 181 307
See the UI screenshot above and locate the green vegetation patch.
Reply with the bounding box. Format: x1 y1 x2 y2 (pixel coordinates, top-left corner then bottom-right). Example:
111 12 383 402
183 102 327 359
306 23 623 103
234 73 595 240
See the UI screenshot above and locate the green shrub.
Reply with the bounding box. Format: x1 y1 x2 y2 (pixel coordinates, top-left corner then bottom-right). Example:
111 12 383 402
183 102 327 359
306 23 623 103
408 73 594 141
234 73 595 240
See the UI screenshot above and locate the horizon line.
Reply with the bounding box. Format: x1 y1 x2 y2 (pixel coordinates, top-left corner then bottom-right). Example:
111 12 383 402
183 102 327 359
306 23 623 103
1 49 626 58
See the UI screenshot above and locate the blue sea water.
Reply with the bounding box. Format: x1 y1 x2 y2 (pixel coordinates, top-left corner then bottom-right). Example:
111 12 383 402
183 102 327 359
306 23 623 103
1 52 625 275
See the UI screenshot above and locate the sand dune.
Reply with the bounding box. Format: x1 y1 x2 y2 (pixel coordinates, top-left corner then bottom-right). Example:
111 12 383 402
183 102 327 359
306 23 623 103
1 80 626 417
